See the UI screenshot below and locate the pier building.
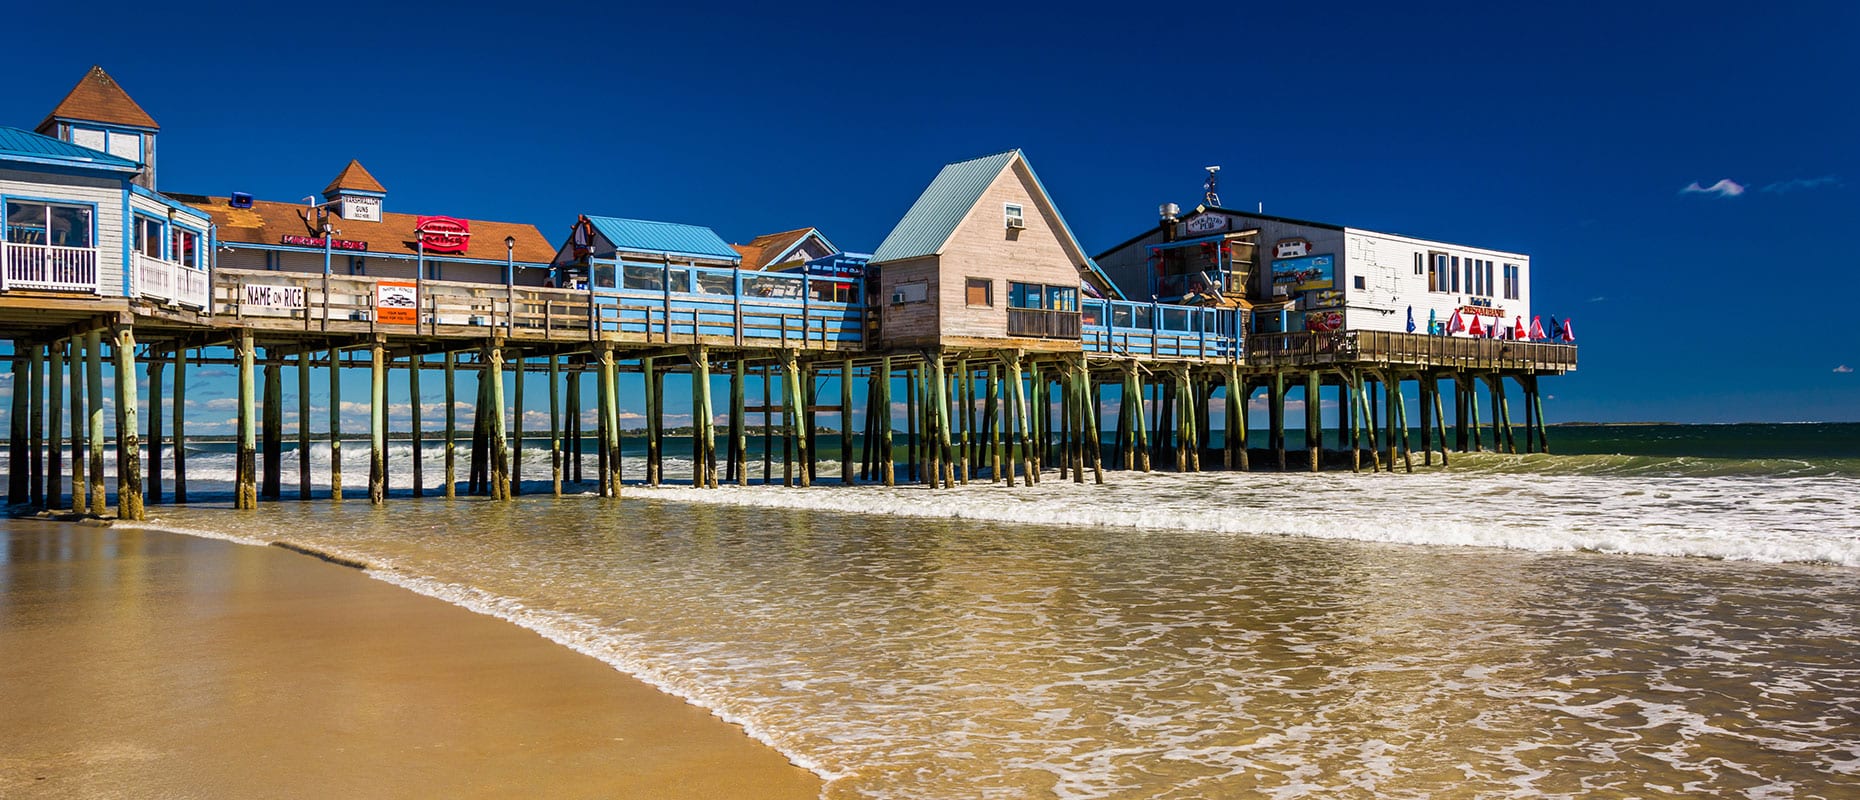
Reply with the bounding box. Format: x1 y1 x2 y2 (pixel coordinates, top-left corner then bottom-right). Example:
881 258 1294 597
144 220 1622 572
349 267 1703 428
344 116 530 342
2 67 1575 523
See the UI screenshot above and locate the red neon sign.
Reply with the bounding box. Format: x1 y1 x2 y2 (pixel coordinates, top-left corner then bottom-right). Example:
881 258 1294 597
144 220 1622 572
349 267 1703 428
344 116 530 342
415 216 471 254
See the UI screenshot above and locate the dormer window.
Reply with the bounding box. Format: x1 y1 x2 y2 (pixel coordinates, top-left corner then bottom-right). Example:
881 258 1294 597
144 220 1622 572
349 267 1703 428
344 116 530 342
1004 203 1025 229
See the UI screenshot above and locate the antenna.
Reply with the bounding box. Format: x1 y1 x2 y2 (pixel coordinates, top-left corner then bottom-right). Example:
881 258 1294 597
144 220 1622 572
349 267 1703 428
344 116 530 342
1203 166 1221 206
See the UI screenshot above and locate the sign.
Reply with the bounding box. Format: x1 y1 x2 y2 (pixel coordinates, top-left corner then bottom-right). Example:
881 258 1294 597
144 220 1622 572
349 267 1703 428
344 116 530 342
416 216 471 254
802 256 865 281
1308 289 1345 309
1303 310 1344 332
1458 305 1505 318
1271 253 1334 292
376 281 418 324
281 234 368 251
1184 213 1230 234
244 284 305 309
341 195 380 222
1274 238 1311 259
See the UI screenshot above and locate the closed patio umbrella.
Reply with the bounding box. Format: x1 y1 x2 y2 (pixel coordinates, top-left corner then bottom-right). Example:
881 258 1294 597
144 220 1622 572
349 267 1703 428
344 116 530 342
1467 315 1485 337
1530 315 1547 340
1448 310 1466 335
1428 308 1438 334
1407 306 1416 333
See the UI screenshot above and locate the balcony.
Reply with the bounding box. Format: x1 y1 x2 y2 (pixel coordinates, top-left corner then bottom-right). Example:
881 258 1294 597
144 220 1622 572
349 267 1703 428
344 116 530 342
1007 307 1082 339
135 253 210 309
2 242 99 293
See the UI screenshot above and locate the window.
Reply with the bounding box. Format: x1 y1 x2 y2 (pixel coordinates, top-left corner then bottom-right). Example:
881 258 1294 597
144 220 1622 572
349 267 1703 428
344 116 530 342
1004 203 1024 228
171 228 199 268
965 277 993 307
1485 261 1495 298
1429 252 1448 292
133 216 164 258
1414 252 1424 277
1353 275 1367 290
892 280 928 304
5 201 92 248
1450 256 1460 292
1503 263 1520 299
1009 281 1076 310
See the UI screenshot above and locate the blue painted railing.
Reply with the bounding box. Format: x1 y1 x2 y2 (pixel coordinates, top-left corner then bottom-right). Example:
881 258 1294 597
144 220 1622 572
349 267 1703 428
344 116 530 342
1080 298 1242 359
591 260 863 346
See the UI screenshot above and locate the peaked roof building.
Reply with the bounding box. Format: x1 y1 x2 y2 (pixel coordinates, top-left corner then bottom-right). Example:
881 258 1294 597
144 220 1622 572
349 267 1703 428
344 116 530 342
323 159 387 195
36 65 160 133
731 227 841 271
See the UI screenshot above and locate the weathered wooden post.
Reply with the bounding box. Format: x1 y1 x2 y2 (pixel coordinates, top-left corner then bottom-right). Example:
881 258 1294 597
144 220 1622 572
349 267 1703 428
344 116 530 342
8 353 27 504
692 345 716 488
86 329 106 516
234 331 257 510
1346 372 1362 473
113 327 142 521
487 343 510 501
262 352 282 500
1356 374 1382 472
511 349 525 494
549 354 562 496
444 351 457 499
1467 374 1483 452
409 353 424 497
1420 374 1434 466
566 368 582 484
71 339 86 513
956 358 971 484
932 352 955 489
840 357 855 485
1432 376 1451 467
328 346 343 501
761 365 774 484
732 358 748 486
1396 375 1415 473
1008 354 1033 485
1306 370 1321 472
29 344 44 506
782 350 809 487
369 339 388 505
986 363 1002 481
298 352 312 498
172 345 187 503
1270 371 1286 471
48 341 63 507
877 356 894 486
1495 374 1517 454
1532 374 1550 453
146 353 161 505
598 343 621 496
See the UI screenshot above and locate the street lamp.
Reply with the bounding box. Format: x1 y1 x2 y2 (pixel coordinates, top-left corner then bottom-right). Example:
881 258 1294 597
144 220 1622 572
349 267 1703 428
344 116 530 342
505 235 517 332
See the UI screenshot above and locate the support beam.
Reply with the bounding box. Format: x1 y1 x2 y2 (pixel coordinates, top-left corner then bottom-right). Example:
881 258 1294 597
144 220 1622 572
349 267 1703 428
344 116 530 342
409 354 424 497
841 356 855 485
733 358 748 486
1270 371 1286 471
262 353 282 500
29 345 43 506
7 354 25 504
48 341 64 508
445 352 458 499
510 349 524 494
598 344 621 496
487 344 510 501
298 352 312 498
145 352 161 505
549 354 562 496
782 350 809 487
369 340 388 505
234 332 256 510
329 347 343 501
1432 376 1451 468
70 339 86 513
1305 370 1321 472
114 327 142 521
644 357 660 487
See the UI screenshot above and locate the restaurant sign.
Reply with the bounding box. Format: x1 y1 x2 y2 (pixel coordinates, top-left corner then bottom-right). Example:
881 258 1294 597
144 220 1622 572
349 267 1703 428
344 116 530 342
244 284 305 309
376 280 418 324
416 216 471 254
1184 213 1230 234
1458 305 1505 318
281 234 368 251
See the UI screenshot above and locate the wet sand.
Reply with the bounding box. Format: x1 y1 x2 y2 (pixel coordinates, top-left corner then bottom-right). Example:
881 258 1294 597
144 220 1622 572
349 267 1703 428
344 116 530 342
0 519 822 799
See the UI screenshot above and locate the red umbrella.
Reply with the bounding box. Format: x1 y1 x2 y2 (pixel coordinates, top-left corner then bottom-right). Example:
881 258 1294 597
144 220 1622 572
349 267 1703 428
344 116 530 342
1514 316 1527 340
1529 315 1547 340
1562 318 1576 342
1448 310 1466 335
1467 315 1485 337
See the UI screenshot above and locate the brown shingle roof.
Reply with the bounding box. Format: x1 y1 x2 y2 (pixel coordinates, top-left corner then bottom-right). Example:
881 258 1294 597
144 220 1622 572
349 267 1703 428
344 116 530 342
178 195 557 265
323 160 386 195
734 228 815 271
37 66 158 132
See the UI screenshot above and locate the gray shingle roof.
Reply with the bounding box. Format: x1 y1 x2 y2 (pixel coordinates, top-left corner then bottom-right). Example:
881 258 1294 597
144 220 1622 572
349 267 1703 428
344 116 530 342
870 150 1018 264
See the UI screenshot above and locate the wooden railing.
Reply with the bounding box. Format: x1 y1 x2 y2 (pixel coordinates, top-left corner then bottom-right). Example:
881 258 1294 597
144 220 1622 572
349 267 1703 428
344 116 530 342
1080 299 1241 360
211 268 864 349
1007 308 1082 339
134 253 210 309
1247 330 1577 371
2 243 99 293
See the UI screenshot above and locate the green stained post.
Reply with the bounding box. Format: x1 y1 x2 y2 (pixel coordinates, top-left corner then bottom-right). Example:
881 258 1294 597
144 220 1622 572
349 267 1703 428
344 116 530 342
86 330 107 516
234 332 256 511
1496 374 1517 454
691 346 715 488
1221 367 1237 470
877 356 894 486
328 346 343 502
1084 361 1104 484
444 351 457 499
1306 370 1321 472
113 327 142 521
510 349 524 494
409 353 424 497
599 344 621 496
1357 376 1382 472
369 340 388 505
903 366 918 485
1008 355 1032 486
29 345 43 506
6 354 25 504
70 339 85 513
1432 377 1451 467
48 341 64 507
487 344 510 501
733 358 749 486
1347 372 1362 473
985 363 1002 481
1396 376 1415 473
1467 375 1483 452
1134 371 1152 473
783 350 809 488
568 368 583 484
549 354 562 496
1532 375 1550 454
262 352 281 500
643 357 659 486
933 352 955 489
1270 371 1286 472
1419 375 1434 467
957 358 971 484
145 354 161 505
840 356 854 485
298 352 312 497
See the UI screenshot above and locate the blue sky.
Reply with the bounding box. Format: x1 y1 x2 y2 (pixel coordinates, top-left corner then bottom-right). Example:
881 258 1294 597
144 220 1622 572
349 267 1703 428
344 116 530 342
3 1 1856 424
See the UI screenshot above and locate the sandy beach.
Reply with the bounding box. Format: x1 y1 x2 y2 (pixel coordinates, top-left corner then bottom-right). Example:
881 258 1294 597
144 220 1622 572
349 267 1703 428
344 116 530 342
0 518 822 799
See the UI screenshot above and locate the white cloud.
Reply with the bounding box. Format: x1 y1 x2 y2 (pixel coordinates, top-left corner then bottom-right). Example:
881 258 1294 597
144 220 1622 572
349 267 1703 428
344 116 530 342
1762 175 1840 193
1836 365 1855 374
1588 296 1607 303
1680 179 1745 198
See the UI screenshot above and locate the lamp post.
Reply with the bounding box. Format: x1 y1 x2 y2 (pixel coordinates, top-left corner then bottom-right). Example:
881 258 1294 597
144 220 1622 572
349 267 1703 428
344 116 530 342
321 219 333 331
505 235 516 333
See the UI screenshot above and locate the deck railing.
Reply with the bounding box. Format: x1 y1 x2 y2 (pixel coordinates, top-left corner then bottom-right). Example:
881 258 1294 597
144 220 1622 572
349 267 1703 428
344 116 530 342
2 243 99 293
212 265 864 348
1247 330 1577 371
1007 308 1082 339
1081 299 1242 360
134 253 210 309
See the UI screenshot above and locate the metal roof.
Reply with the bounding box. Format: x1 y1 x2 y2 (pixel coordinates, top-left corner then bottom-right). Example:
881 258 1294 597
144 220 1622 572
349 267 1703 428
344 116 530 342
870 149 1018 264
0 126 138 172
586 215 740 261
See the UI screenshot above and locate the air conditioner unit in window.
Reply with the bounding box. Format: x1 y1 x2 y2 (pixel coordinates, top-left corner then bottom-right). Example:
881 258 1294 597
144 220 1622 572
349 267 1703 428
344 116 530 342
891 292 906 304
1005 217 1026 230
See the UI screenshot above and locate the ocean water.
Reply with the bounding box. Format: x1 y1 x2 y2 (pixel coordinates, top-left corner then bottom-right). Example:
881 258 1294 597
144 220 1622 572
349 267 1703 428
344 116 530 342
14 423 1860 797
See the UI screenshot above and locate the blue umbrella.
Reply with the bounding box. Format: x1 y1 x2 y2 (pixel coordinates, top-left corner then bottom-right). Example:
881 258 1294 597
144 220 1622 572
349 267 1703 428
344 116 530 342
1548 315 1564 341
1427 308 1438 335
1406 306 1416 333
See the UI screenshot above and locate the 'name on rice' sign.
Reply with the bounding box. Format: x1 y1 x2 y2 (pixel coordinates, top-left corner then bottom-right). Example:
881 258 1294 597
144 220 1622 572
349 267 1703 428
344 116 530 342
244 284 306 309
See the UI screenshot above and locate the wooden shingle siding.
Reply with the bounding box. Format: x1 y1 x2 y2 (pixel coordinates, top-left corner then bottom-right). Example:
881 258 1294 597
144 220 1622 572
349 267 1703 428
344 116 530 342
879 256 939 346
932 161 1084 349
